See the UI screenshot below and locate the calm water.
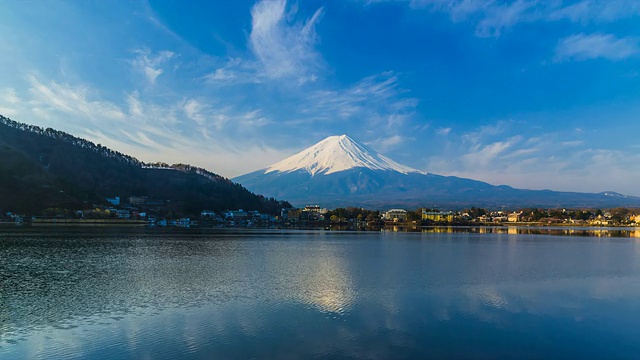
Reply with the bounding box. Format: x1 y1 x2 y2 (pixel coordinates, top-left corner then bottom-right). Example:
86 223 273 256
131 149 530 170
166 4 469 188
1 227 640 359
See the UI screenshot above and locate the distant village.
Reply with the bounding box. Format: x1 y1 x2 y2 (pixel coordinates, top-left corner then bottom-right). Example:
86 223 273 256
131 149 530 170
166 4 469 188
2 194 640 229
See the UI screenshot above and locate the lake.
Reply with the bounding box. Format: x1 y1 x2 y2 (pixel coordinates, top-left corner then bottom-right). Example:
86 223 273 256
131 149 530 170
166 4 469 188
2 227 640 359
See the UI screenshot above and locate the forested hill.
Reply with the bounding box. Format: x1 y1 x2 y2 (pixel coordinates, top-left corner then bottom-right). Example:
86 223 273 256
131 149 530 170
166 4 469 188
0 115 291 215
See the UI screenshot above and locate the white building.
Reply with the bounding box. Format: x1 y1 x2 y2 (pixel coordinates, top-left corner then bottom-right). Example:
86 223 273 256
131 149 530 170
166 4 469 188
383 209 408 221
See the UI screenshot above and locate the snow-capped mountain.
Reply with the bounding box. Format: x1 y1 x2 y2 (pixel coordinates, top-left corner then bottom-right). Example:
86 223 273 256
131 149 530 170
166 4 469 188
233 135 640 209
265 134 421 176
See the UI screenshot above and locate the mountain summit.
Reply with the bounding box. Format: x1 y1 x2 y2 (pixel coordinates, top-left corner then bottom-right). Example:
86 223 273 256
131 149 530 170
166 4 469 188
234 135 640 209
265 135 421 176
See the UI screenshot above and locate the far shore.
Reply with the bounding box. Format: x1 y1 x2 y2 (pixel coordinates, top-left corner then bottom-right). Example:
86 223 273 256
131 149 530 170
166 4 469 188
30 219 148 226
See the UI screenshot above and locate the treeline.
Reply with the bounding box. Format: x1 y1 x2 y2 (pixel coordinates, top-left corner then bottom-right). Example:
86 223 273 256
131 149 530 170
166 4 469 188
325 207 381 222
0 115 141 167
518 207 633 222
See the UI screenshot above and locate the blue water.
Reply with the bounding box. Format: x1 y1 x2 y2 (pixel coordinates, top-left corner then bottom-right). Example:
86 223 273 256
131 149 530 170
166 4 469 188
1 227 640 359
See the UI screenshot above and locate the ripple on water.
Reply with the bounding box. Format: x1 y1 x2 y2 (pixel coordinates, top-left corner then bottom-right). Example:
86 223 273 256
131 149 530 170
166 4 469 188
1 230 640 359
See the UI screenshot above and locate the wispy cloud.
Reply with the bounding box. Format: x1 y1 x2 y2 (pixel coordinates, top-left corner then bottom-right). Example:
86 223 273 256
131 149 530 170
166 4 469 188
372 0 640 37
249 0 324 83
300 72 417 124
26 74 126 122
475 0 539 37
183 99 208 126
409 0 492 21
204 0 324 86
367 134 413 152
461 120 512 145
0 88 20 116
554 33 639 62
436 127 451 135
204 58 259 86
548 0 640 23
463 137 520 167
131 49 175 85
1 88 20 104
392 0 541 36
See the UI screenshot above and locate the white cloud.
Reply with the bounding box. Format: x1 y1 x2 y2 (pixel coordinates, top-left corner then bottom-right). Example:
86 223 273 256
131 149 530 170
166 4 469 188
436 127 451 135
555 33 639 62
204 1 325 86
370 0 640 37
413 0 492 21
204 58 259 85
0 88 21 116
463 137 519 167
26 74 126 122
0 106 17 116
249 0 324 82
475 0 538 37
207 68 237 82
461 120 512 145
548 0 640 23
131 49 175 85
561 140 584 147
300 72 417 123
2 87 20 104
183 99 207 125
367 134 413 152
383 0 540 36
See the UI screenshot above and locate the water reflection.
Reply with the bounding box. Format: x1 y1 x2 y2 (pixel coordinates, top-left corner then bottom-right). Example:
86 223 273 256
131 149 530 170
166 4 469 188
292 241 356 314
413 226 640 238
1 228 640 359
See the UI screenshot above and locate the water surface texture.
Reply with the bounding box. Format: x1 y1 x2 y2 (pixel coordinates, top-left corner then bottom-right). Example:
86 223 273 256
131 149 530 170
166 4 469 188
1 227 640 359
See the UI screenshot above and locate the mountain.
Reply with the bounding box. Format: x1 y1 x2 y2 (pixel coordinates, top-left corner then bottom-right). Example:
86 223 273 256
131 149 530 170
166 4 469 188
0 115 290 215
234 135 640 209
265 135 420 175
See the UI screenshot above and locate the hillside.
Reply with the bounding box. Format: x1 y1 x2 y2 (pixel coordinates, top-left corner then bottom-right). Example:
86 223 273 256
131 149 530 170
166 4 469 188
0 115 290 215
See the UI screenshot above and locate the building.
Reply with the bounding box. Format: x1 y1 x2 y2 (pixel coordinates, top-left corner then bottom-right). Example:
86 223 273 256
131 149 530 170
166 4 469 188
491 211 508 222
225 210 248 219
590 215 612 226
383 209 408 221
304 205 328 214
422 210 454 222
106 196 120 206
508 211 523 222
200 210 216 217
116 210 130 219
302 205 328 221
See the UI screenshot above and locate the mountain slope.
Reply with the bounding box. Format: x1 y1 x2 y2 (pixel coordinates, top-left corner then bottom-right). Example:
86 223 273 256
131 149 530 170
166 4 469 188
234 135 640 209
0 115 290 215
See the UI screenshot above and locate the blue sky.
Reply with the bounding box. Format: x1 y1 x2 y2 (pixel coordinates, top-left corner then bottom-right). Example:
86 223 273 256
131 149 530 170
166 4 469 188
1 0 639 195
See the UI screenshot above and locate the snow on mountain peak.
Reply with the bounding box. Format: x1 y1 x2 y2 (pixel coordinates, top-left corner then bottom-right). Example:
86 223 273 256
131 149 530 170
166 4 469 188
265 134 423 176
